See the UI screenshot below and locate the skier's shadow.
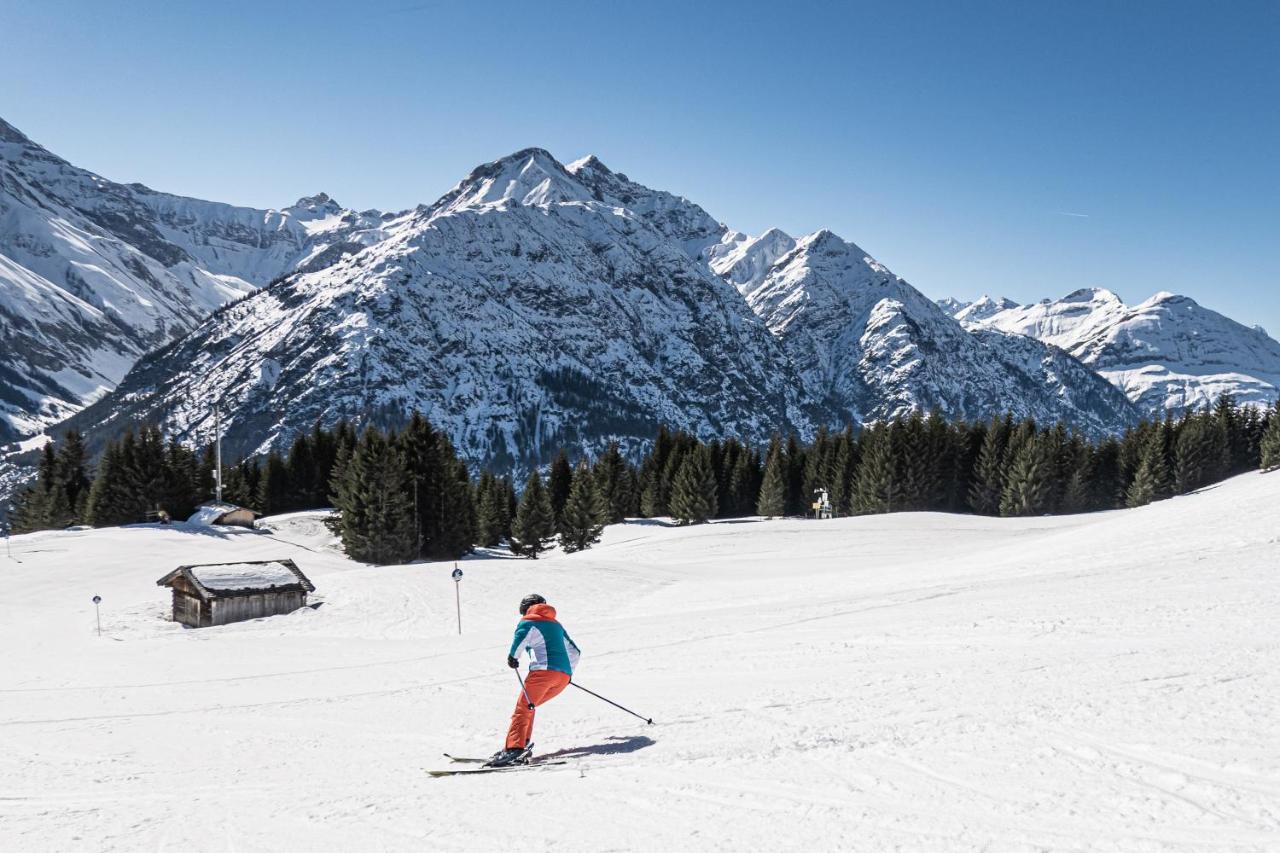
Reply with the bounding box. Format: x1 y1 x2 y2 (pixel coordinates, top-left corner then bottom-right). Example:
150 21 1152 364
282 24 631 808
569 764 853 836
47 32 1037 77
539 735 655 760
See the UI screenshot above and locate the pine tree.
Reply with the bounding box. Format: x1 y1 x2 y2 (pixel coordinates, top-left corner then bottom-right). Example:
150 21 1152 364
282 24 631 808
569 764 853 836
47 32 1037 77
1174 414 1218 494
592 441 630 523
559 461 608 551
85 436 137 526
548 450 573 528
1214 394 1251 474
475 471 505 547
1126 428 1173 508
511 470 555 559
1000 432 1055 517
330 428 417 564
756 436 787 518
802 427 831 506
851 423 895 514
639 426 674 517
1260 402 1280 470
784 434 806 516
829 427 859 516
969 415 1010 515
1090 438 1123 509
160 439 200 521
434 452 476 560
710 439 734 519
131 427 169 518
891 411 943 511
500 475 518 541
729 445 762 517
56 430 91 522
399 413 475 559
1059 443 1094 514
257 451 290 516
285 431 318 509
669 445 718 525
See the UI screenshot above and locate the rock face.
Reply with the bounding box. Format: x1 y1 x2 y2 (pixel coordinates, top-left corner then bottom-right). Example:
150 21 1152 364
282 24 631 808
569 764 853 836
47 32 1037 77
956 288 1280 414
64 149 809 466
0 117 385 441
722 231 1139 434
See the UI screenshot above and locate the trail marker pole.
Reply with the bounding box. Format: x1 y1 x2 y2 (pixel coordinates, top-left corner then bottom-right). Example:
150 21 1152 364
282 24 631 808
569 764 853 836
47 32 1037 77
92 595 102 637
451 565 463 635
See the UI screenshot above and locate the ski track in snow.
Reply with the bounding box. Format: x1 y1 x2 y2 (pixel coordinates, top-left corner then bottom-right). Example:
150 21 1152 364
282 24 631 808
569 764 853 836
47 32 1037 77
1 475 1278 851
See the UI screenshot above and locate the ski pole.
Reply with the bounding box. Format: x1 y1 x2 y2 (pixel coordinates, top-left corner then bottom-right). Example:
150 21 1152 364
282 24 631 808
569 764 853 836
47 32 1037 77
569 681 653 725
514 667 535 710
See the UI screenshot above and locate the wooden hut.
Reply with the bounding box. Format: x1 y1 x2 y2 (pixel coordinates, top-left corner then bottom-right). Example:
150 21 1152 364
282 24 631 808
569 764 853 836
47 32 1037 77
156 560 315 628
187 501 259 530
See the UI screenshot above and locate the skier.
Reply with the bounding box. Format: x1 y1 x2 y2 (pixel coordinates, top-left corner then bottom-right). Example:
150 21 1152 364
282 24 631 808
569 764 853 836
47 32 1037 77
485 594 581 767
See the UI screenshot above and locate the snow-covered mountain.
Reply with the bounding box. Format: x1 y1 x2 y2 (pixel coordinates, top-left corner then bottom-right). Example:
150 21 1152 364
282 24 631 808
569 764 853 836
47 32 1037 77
954 288 1280 414
5 116 1197 472
0 117 388 441
953 295 1019 325
722 230 1139 432
64 149 810 466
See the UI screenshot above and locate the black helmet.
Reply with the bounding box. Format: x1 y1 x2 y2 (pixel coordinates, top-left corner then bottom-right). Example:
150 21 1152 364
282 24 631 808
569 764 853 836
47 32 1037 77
519 594 546 615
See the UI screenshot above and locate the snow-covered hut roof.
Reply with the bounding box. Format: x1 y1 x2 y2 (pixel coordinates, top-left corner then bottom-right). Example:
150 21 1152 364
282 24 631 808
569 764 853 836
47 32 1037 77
187 502 260 526
156 559 315 600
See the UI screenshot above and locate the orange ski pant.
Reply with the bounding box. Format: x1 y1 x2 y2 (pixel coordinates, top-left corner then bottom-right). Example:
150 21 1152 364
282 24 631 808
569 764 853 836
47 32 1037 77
505 669 571 749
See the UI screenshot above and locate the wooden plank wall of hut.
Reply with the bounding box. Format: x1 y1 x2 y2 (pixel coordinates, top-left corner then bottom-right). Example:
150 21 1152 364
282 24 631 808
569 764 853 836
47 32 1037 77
172 591 204 628
210 591 306 626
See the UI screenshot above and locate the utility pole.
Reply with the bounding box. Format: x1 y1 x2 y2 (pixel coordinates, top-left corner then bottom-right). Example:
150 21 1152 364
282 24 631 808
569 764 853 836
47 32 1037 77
214 402 223 503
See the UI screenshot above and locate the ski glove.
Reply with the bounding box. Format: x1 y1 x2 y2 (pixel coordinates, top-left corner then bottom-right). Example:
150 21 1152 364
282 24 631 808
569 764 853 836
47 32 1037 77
507 655 519 669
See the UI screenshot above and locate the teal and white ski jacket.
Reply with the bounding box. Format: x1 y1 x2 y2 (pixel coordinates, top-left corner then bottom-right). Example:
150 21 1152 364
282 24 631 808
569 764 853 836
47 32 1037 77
509 603 581 676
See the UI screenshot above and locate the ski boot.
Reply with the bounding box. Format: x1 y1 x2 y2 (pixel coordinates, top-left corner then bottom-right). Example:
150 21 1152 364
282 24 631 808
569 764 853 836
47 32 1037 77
483 743 533 768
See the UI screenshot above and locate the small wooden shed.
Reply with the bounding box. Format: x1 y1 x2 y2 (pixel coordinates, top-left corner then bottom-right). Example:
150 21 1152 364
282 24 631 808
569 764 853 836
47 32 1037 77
187 501 259 529
156 559 315 628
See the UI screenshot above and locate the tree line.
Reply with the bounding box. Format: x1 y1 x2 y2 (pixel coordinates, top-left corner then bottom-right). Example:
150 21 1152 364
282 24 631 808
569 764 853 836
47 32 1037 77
10 397 1280 564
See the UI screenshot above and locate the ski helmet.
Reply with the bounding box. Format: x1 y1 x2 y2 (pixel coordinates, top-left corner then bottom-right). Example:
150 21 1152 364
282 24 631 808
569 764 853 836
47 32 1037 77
519 593 546 615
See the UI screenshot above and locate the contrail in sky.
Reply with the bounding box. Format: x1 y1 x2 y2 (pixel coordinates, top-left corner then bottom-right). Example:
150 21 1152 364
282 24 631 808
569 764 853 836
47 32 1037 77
1055 211 1091 218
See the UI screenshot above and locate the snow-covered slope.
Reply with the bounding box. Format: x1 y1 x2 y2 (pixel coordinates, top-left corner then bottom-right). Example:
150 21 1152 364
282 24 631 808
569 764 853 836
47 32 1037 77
0 117 387 440
4 472 1279 851
65 149 809 466
727 230 1139 431
962 288 1280 414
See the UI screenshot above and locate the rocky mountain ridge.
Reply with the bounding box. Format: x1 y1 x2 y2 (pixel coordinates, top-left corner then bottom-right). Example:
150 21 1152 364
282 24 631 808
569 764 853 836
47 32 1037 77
944 288 1280 414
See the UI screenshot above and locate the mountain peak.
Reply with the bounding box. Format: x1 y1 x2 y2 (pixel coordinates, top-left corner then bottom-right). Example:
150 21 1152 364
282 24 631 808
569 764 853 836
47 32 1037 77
0 116 33 145
1062 287 1122 305
566 154 611 176
954 295 1019 324
288 192 343 215
1139 290 1183 308
293 191 334 207
432 147 590 213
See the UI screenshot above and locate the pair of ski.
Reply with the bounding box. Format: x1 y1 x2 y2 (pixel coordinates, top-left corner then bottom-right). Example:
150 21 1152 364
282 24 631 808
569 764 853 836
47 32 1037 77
428 746 567 777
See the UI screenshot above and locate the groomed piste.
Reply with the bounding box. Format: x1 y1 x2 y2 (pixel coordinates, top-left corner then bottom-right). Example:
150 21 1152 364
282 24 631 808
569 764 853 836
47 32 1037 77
2 473 1278 850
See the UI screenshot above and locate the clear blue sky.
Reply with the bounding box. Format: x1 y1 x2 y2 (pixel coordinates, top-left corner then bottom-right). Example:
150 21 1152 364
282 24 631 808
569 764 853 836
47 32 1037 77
3 0 1277 333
